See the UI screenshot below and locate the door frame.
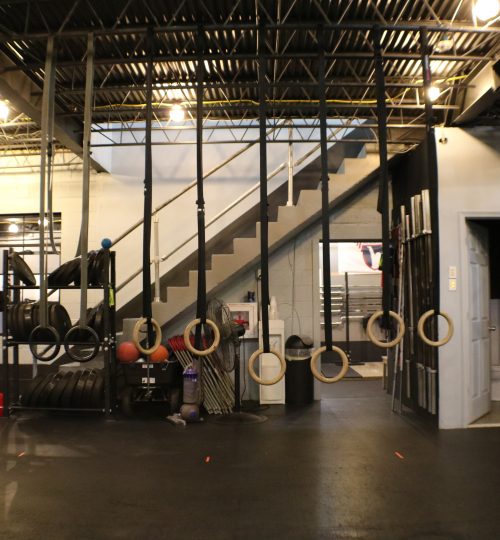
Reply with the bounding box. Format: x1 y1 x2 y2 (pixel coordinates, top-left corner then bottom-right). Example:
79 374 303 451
459 212 500 426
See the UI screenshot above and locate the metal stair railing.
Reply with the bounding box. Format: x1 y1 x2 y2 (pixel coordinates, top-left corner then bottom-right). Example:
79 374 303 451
115 125 351 295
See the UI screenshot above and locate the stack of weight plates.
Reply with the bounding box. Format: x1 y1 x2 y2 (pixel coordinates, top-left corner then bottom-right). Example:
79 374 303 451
7 301 72 342
48 249 108 287
20 369 105 410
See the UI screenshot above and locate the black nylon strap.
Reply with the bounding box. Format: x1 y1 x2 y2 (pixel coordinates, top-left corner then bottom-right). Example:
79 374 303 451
142 27 154 344
258 22 270 354
195 26 207 348
318 30 333 351
420 28 440 319
373 26 392 326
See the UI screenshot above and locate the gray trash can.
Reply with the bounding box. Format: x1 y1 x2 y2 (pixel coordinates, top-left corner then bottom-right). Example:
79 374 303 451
285 335 314 405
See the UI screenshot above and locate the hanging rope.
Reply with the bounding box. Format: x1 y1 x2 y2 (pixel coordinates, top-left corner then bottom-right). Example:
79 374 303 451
183 25 220 357
309 26 349 384
132 27 162 356
29 35 60 362
247 20 286 386
366 25 405 349
63 33 100 362
417 27 453 348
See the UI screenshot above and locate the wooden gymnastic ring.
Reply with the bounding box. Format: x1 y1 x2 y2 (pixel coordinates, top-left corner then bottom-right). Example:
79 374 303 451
417 309 454 347
247 347 286 386
132 317 162 355
310 346 349 383
183 318 220 357
366 310 405 348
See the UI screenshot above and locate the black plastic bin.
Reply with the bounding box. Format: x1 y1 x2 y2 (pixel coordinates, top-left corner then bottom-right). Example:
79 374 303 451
285 335 314 406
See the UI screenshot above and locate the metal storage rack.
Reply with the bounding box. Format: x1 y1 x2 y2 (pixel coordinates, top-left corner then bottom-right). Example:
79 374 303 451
1 249 117 417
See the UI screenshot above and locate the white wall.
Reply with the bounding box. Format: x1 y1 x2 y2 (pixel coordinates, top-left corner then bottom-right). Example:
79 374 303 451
166 182 381 400
438 126 500 429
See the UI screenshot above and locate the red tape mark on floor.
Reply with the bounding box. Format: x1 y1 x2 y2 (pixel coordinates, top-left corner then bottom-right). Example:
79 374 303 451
394 451 405 460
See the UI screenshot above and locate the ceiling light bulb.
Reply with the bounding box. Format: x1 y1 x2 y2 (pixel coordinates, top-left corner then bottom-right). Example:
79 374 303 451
428 86 441 102
0 100 9 122
169 104 185 122
8 223 19 233
434 36 454 53
473 0 500 20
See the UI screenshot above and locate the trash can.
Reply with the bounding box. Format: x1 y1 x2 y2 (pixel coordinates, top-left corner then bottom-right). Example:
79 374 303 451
285 335 314 406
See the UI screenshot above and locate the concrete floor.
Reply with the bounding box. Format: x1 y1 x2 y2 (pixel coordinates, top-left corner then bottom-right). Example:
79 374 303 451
1 380 500 540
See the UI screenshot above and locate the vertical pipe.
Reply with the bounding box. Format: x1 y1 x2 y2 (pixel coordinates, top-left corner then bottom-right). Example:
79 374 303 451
79 33 94 326
287 120 294 206
258 20 270 354
38 36 55 328
143 27 154 346
373 26 392 327
318 26 333 351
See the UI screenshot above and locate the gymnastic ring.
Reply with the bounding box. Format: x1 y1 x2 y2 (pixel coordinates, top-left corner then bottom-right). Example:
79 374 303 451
183 318 220 357
310 346 349 383
132 317 162 355
366 310 405 348
417 309 454 347
248 347 286 386
64 325 101 362
28 325 61 362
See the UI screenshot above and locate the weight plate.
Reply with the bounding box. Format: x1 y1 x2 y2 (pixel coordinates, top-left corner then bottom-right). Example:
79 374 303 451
91 250 106 286
20 374 47 406
9 252 36 286
93 305 104 339
82 370 97 408
22 302 36 341
72 369 91 409
50 303 71 338
29 373 56 407
38 371 64 408
60 371 82 409
90 371 105 409
74 251 96 287
48 257 80 287
48 371 74 408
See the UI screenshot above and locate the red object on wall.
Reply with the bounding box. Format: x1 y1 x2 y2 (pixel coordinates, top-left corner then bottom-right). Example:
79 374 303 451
0 392 4 417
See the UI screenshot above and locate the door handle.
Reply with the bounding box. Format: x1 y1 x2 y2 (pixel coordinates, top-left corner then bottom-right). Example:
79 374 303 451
489 326 497 332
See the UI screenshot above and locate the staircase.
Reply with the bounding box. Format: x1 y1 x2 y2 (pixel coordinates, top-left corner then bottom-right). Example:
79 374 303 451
149 148 392 327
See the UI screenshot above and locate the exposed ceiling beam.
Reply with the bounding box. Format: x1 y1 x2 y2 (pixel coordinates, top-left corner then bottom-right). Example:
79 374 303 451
453 60 500 125
0 51 107 172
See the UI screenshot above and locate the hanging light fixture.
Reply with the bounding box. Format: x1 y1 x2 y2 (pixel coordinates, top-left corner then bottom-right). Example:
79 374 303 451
434 35 454 53
428 86 441 102
0 100 9 122
473 0 500 21
169 104 185 122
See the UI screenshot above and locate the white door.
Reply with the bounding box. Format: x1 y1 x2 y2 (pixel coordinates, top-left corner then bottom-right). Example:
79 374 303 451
466 221 491 423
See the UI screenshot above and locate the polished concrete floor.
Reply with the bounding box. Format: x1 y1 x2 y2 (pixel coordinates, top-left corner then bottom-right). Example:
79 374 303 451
2 380 500 540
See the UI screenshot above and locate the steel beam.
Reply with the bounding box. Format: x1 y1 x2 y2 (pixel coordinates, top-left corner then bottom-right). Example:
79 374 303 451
0 50 107 172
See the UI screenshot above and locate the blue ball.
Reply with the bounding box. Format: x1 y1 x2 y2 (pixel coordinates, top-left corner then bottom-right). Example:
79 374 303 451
101 238 112 249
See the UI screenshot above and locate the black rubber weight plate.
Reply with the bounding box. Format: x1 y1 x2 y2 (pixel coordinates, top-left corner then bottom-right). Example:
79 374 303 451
29 373 56 407
82 370 97 408
20 374 47 406
38 372 65 408
10 252 36 286
22 303 36 341
60 371 83 409
48 371 74 408
72 369 91 409
90 371 104 409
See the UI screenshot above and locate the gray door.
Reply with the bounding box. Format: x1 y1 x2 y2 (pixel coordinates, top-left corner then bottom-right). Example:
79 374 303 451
466 221 491 424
